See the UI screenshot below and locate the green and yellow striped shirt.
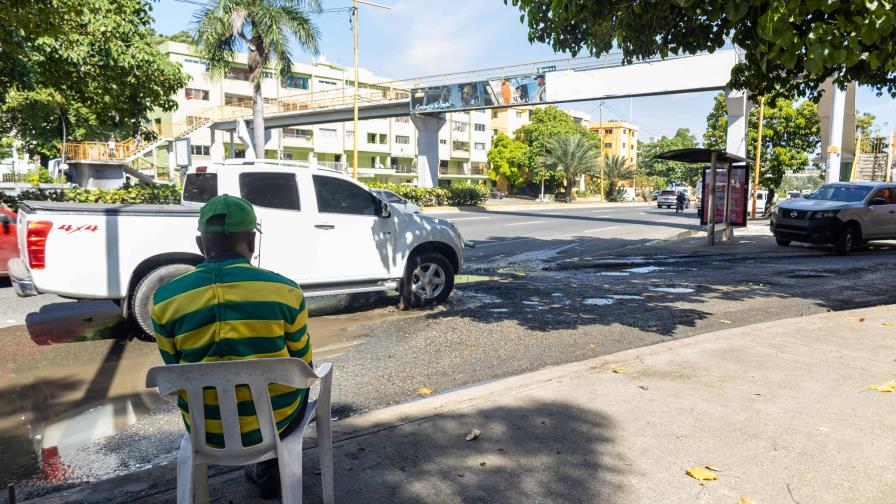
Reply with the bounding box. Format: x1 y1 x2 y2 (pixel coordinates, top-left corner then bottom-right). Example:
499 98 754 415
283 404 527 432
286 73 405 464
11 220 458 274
151 254 312 447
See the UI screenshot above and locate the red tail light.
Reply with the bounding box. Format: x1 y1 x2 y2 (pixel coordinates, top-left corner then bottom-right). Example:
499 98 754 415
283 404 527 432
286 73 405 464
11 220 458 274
27 221 53 270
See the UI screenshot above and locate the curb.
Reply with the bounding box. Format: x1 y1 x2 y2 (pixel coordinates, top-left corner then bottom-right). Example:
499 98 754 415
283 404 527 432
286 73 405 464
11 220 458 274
423 201 649 214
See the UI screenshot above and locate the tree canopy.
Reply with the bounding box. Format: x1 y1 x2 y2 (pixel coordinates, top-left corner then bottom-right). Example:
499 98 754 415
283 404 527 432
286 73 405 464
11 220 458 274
542 133 601 200
638 128 700 186
487 132 532 191
704 92 820 191
0 0 187 159
505 0 896 99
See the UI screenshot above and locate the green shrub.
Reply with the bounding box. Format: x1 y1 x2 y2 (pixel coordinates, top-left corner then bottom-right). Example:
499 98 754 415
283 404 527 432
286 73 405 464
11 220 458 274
365 182 488 207
0 182 181 212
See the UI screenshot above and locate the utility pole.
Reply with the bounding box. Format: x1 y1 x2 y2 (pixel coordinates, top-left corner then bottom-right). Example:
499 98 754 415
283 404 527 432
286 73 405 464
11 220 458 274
599 101 605 199
751 96 765 219
350 0 390 179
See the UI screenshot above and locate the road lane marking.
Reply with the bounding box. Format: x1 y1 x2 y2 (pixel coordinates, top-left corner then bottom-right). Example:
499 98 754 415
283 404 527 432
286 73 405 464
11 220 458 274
507 220 544 226
448 216 490 221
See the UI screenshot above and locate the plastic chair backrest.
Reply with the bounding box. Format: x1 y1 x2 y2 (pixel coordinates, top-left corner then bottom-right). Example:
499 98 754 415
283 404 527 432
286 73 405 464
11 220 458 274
146 358 320 459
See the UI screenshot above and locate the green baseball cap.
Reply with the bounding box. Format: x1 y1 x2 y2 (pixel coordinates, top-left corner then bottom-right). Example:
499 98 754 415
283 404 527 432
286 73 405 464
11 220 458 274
198 195 261 233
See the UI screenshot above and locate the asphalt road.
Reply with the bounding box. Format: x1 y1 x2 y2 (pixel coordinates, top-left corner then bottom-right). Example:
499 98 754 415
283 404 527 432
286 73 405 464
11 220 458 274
12 203 896 498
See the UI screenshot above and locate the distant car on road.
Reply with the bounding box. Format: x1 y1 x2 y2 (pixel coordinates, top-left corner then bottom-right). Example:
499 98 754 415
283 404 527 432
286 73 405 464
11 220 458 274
372 188 423 214
656 190 677 208
772 182 896 255
651 190 661 201
0 207 17 276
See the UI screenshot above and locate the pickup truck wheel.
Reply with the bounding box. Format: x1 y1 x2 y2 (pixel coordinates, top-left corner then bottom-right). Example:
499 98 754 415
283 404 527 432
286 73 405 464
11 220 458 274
401 253 454 308
835 225 857 256
131 263 194 339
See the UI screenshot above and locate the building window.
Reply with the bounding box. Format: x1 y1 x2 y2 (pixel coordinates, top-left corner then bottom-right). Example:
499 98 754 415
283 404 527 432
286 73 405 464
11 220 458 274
227 66 250 81
283 152 294 160
474 123 486 132
515 111 524 119
439 139 447 145
191 145 211 156
317 79 338 88
492 111 499 119
225 93 252 108
283 128 313 139
282 74 310 89
318 128 337 139
379 133 387 144
622 142 626 149
235 149 246 158
366 133 376 143
394 116 410 123
452 141 470 152
439 160 449 168
604 142 613 149
452 122 467 133
185 88 209 101
604 129 612 135
474 142 485 150
185 115 208 128
346 130 353 138
395 135 410 144
262 70 275 79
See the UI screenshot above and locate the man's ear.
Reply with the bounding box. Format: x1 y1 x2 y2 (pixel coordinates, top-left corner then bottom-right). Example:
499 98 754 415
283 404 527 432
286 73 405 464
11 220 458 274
196 235 205 256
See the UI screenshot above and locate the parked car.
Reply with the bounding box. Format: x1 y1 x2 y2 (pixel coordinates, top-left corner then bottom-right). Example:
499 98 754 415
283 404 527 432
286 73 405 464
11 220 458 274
752 190 769 214
371 188 423 214
771 182 896 255
8 160 465 336
1 207 17 276
651 190 661 201
656 190 678 208
490 189 505 200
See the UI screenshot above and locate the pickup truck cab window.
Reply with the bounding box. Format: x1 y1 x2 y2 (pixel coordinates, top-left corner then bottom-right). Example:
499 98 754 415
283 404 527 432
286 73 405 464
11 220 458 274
313 175 376 215
183 173 218 203
869 187 894 205
239 172 300 211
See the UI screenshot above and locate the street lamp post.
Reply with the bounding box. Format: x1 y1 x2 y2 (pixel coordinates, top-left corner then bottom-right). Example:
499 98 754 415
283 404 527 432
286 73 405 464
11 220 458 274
349 0 390 179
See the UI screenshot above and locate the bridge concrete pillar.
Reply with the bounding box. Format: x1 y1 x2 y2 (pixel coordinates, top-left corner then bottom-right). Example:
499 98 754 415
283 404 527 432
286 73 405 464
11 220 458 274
826 84 846 183
411 114 445 188
725 90 751 158
210 127 225 161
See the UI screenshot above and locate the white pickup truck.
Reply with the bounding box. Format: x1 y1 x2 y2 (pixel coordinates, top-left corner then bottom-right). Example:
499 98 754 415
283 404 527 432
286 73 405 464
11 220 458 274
8 160 465 336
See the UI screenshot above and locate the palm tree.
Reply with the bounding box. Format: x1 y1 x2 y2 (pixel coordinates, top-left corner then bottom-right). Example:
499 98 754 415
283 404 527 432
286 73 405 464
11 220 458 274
601 154 635 201
193 0 321 158
541 134 600 201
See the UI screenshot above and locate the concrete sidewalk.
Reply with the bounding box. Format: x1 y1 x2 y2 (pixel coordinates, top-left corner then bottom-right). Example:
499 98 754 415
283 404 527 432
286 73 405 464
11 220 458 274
29 305 896 503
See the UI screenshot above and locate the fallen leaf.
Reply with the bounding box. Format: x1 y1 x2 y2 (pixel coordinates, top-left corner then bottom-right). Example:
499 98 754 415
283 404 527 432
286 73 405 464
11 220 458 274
883 322 893 327
479 462 486 466
739 497 758 504
465 429 481 441
719 320 731 324
416 387 433 395
704 465 720 472
816 427 829 432
868 380 895 393
589 344 598 349
612 367 625 374
686 467 718 481
859 317 866 323
639 385 649 390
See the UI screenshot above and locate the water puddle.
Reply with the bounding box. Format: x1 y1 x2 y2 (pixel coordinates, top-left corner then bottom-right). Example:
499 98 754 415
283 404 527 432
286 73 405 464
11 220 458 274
624 266 665 274
650 287 695 294
583 298 615 306
609 295 645 300
600 272 630 276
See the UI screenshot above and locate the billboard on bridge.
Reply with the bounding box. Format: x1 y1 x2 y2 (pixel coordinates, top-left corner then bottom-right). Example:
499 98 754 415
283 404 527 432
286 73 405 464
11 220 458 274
411 74 549 113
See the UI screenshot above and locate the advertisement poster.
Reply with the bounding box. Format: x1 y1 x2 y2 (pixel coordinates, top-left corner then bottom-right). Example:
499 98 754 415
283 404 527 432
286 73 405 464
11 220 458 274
411 74 547 113
700 167 748 227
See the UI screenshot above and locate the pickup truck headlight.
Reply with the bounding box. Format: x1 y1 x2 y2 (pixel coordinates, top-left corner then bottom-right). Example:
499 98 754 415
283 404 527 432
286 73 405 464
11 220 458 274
811 210 839 219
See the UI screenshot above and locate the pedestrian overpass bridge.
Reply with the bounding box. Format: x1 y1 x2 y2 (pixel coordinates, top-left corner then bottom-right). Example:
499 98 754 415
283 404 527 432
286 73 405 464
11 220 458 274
65 49 767 187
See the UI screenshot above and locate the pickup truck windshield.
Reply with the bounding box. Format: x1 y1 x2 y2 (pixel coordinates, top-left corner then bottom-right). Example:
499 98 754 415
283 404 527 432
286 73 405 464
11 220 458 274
807 184 872 202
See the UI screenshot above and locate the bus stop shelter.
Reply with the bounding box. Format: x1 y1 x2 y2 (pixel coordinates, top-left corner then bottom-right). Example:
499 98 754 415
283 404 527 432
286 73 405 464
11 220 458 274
657 148 754 245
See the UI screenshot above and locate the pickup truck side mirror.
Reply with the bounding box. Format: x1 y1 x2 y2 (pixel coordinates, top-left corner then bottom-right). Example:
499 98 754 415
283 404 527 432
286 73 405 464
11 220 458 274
375 196 391 218
870 197 888 207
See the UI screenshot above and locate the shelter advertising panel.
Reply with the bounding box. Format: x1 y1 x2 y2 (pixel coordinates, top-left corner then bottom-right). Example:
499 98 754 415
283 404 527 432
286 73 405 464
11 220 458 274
700 166 749 227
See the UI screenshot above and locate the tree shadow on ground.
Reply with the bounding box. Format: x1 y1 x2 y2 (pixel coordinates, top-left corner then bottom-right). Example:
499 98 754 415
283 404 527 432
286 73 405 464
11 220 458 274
290 400 622 503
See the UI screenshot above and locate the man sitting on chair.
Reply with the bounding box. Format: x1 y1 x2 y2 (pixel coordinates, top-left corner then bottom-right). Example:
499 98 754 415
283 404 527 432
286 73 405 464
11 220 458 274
151 194 312 500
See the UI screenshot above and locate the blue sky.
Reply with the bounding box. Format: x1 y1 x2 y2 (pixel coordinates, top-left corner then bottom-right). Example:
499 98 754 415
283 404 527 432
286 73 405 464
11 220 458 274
151 0 896 143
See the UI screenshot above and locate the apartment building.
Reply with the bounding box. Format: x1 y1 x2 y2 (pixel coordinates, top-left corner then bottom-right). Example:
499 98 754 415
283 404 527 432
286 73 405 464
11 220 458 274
147 41 491 187
589 120 639 167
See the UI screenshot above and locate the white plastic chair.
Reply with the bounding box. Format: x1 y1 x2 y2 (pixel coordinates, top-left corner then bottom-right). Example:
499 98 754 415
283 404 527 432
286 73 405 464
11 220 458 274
146 358 334 504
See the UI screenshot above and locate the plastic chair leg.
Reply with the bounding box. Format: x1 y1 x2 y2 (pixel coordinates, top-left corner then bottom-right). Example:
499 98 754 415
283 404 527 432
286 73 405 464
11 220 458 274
278 436 304 504
176 436 194 504
192 463 209 504
317 415 335 504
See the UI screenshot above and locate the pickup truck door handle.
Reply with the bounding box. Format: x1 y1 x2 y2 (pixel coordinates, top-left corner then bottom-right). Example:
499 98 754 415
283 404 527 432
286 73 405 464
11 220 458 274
315 224 336 230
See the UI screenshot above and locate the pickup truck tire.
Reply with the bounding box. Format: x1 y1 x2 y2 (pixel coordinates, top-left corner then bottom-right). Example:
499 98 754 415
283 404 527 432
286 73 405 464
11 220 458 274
835 225 858 256
131 263 194 339
401 252 455 308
